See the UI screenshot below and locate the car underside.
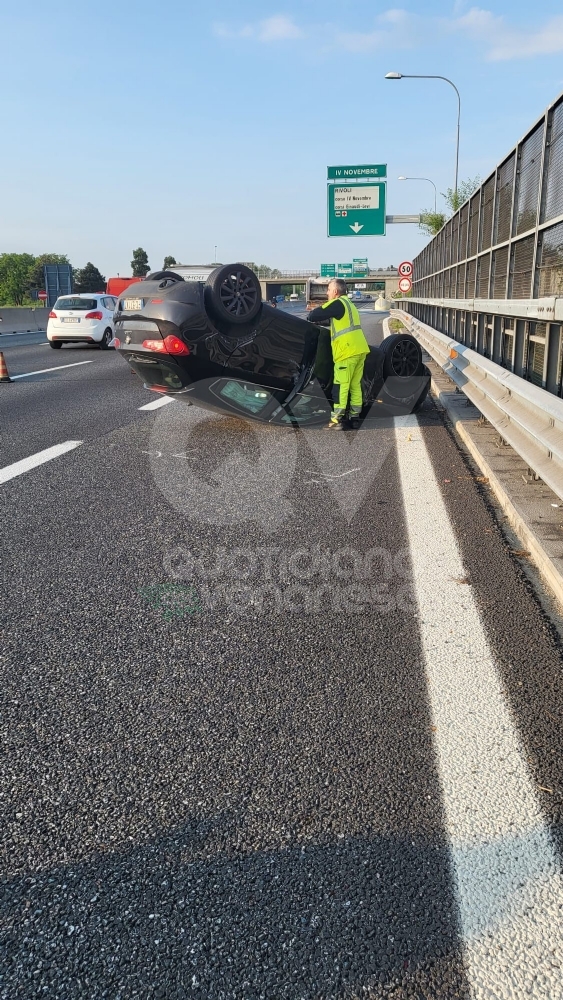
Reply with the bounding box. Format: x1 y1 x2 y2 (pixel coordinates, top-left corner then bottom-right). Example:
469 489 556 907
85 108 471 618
114 264 430 426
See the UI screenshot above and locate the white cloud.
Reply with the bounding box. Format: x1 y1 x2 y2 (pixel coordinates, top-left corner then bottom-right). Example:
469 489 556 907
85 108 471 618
257 15 302 42
213 8 412 51
336 8 417 53
379 8 410 26
214 7 563 61
213 14 303 43
451 7 563 61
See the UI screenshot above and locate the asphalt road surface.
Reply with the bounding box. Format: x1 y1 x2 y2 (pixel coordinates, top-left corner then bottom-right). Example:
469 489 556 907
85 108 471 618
2 322 563 1000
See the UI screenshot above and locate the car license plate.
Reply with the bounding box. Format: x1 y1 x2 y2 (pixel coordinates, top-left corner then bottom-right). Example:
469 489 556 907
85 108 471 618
123 298 143 311
61 317 80 323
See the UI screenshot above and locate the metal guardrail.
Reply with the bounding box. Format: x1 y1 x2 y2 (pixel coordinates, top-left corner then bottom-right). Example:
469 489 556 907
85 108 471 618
398 295 563 322
396 308 563 502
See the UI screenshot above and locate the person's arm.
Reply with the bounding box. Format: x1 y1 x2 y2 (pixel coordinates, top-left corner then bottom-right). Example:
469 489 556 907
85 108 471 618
306 299 346 325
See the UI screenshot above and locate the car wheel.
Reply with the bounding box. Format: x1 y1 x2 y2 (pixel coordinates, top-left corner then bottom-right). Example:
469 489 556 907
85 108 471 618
49 340 62 349
382 333 423 378
100 328 113 350
205 263 262 326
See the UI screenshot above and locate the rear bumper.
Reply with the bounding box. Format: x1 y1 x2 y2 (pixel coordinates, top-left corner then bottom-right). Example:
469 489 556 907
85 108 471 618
47 321 106 342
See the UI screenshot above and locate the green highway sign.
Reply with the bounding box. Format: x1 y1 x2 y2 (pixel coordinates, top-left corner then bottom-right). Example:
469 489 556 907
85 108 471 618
328 164 387 180
328 182 386 238
320 263 336 277
337 263 354 277
353 258 369 275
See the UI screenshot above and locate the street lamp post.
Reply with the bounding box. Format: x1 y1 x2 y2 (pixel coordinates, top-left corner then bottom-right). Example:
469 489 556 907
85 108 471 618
214 245 218 263
385 72 461 199
398 175 437 214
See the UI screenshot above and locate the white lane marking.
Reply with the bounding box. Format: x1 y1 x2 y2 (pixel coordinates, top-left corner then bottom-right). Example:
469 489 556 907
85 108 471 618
395 415 563 999
10 360 94 380
0 441 83 485
138 396 176 411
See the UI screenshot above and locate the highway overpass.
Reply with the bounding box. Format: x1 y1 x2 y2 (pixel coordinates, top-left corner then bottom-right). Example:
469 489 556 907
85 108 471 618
258 268 401 301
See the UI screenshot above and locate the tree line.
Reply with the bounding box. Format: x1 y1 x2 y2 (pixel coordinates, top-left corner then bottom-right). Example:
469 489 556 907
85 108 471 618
419 177 481 237
0 249 294 306
0 248 179 306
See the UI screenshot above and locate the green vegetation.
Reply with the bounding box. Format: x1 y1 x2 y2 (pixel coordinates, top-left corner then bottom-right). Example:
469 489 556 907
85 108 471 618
419 176 481 237
0 251 110 305
74 262 106 293
163 255 177 269
131 247 150 277
0 253 36 306
388 318 405 332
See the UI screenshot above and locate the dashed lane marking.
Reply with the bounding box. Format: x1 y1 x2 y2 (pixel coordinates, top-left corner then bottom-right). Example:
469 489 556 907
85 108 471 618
10 360 94 380
395 415 563 999
0 441 83 486
138 396 176 411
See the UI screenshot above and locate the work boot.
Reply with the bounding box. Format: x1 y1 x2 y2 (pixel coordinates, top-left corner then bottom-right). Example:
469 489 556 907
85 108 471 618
324 419 344 430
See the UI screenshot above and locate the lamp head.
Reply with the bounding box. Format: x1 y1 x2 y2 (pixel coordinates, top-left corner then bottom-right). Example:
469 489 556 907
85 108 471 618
385 71 403 79
398 176 407 180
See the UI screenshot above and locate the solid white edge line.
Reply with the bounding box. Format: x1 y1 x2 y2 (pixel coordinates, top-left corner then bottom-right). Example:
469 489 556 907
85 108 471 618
0 441 83 485
138 396 176 411
394 415 563 998
11 360 95 380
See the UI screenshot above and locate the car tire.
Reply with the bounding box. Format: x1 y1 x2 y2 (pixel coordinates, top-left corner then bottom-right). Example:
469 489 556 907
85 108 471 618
100 328 113 350
381 333 423 378
205 263 262 326
49 340 62 349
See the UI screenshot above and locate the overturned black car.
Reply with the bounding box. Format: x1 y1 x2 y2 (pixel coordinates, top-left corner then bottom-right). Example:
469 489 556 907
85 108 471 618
114 264 429 426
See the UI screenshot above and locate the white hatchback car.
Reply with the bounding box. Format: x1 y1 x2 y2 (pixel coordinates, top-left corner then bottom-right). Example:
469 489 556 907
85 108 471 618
47 294 117 349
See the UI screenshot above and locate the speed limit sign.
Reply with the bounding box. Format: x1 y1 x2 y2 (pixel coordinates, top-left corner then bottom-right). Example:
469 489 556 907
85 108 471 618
398 276 412 293
398 261 413 278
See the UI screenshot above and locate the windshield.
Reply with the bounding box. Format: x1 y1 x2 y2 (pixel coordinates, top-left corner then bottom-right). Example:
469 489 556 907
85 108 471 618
54 297 97 311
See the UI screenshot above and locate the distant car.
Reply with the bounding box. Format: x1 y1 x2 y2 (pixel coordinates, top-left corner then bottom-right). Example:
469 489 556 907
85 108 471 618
47 294 117 349
289 292 299 301
113 265 429 425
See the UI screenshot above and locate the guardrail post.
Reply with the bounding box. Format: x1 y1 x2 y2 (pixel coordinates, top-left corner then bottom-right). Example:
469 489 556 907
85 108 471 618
492 316 503 364
546 323 562 396
476 314 485 354
514 319 526 377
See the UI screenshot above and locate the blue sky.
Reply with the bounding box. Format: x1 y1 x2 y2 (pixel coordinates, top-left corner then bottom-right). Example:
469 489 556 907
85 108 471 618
1 1 563 276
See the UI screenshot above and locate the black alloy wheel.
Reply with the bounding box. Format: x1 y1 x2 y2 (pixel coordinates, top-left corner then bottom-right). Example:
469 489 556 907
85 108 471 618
100 328 113 350
383 334 422 378
206 264 262 326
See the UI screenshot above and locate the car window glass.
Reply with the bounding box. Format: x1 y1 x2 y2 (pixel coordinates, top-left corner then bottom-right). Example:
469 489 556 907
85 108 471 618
212 380 273 414
280 392 331 424
54 297 97 310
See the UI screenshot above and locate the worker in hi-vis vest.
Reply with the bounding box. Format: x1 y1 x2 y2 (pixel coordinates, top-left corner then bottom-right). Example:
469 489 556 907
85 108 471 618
307 278 370 429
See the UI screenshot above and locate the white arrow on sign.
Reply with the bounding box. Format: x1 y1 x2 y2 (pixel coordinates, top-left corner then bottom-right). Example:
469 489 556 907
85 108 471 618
349 222 364 234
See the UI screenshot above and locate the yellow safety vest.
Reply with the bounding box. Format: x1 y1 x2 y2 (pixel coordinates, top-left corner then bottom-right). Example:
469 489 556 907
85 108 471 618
321 295 370 362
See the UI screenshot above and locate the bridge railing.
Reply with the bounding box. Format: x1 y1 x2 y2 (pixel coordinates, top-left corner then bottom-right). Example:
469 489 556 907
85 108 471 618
256 270 399 280
412 89 563 305
408 88 563 399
